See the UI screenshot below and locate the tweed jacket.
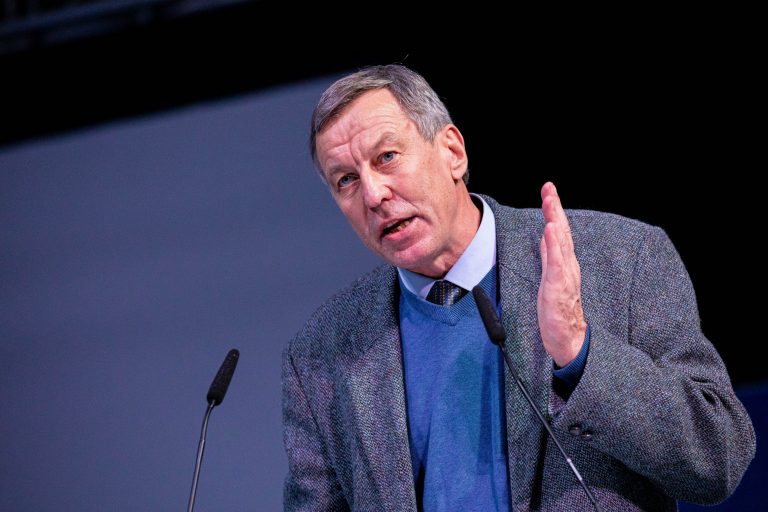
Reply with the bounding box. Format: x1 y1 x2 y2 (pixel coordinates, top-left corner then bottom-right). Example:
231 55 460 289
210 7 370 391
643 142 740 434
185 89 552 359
282 195 755 511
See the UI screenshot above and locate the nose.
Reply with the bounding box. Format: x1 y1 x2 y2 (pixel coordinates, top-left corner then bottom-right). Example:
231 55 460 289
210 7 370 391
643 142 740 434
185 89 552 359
360 169 392 209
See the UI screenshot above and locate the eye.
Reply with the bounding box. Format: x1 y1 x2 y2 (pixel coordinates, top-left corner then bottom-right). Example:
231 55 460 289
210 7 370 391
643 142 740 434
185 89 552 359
337 174 357 189
379 151 396 164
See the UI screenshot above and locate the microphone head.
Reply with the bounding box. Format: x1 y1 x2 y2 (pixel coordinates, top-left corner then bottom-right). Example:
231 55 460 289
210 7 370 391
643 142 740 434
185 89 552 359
472 286 507 345
206 349 240 406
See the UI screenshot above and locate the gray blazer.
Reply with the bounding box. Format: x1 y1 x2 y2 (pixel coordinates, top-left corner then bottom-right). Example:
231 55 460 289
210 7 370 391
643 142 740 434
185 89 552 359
283 195 755 511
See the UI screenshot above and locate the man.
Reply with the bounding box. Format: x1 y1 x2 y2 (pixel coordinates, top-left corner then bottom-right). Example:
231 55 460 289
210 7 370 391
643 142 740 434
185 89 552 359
282 64 755 511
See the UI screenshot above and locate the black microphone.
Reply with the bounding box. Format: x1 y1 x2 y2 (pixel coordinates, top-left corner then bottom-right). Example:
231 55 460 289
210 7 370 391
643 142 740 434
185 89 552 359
472 287 601 512
207 348 240 405
187 349 240 512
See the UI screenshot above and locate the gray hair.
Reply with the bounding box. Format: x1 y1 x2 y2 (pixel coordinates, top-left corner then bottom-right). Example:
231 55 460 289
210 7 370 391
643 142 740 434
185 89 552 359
309 64 469 185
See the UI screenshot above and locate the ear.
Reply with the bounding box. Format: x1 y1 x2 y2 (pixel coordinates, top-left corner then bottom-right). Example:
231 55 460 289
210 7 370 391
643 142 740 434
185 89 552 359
438 124 468 181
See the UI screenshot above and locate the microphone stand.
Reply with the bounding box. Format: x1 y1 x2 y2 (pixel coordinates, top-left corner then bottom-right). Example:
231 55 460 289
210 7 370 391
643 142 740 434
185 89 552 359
497 338 601 511
187 401 216 512
186 348 239 512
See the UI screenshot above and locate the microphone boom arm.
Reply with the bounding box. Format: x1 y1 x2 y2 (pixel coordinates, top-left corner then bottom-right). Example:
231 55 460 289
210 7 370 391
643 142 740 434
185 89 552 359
471 286 601 512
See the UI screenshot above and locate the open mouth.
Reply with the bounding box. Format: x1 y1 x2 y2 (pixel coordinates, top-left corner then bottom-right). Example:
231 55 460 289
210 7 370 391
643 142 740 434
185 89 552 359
383 217 414 236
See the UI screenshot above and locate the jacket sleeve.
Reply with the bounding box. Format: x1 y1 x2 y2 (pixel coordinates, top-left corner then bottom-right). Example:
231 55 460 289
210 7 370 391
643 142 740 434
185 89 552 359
282 346 349 511
553 225 756 505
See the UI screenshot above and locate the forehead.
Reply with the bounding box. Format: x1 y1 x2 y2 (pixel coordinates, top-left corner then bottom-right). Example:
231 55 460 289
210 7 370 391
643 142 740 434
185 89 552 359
339 88 407 126
318 89 412 148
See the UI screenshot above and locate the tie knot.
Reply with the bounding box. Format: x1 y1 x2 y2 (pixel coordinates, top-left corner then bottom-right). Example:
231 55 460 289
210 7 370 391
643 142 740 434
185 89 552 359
426 280 467 306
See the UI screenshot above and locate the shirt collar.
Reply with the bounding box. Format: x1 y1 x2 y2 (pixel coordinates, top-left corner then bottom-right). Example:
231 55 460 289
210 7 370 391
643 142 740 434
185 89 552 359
398 194 497 300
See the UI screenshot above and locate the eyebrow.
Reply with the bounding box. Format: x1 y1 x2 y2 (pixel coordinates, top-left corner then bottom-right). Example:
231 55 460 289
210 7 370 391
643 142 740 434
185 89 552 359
325 132 403 178
373 132 401 150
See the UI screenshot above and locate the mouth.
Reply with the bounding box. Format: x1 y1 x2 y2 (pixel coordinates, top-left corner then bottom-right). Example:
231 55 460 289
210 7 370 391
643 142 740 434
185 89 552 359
382 217 415 237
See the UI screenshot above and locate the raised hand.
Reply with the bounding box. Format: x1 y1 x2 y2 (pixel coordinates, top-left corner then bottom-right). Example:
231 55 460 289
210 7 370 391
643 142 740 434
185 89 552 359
537 182 587 367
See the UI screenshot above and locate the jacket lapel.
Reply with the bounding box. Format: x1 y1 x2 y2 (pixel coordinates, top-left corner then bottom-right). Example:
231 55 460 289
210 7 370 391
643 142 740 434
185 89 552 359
487 196 552 511
341 266 418 511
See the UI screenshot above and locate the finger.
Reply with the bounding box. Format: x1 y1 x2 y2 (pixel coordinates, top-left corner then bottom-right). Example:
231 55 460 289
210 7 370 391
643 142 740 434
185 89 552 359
543 221 565 283
540 181 556 202
548 183 570 228
547 184 576 262
542 195 574 264
542 191 560 225
541 182 560 222
541 195 567 263
542 182 579 275
542 182 568 227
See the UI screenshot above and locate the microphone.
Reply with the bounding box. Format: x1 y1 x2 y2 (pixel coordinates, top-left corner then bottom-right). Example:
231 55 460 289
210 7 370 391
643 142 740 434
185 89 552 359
472 287 601 512
187 349 240 512
207 348 240 406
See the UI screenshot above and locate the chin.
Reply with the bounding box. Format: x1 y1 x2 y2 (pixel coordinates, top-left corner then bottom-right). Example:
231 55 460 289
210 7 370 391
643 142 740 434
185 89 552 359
377 239 436 273
380 252 413 270
387 253 431 274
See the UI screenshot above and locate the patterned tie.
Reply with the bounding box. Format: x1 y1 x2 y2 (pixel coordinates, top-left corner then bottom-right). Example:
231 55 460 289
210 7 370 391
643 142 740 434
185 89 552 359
426 280 467 306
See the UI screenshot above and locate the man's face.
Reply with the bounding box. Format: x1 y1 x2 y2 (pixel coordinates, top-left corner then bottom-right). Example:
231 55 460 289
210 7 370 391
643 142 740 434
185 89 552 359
315 89 471 277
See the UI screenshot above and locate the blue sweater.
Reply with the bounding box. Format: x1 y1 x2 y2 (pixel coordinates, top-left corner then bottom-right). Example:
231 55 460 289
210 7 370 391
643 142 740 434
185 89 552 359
399 268 510 511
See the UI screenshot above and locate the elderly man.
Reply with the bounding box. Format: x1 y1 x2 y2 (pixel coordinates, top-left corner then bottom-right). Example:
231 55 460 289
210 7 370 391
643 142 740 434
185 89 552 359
282 64 755 511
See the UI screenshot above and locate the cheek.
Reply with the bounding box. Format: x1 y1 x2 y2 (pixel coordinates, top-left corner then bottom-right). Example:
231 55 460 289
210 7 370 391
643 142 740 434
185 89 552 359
343 207 372 237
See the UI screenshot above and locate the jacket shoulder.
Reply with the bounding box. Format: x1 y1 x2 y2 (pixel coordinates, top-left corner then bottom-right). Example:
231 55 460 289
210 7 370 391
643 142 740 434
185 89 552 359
483 193 664 246
286 264 396 360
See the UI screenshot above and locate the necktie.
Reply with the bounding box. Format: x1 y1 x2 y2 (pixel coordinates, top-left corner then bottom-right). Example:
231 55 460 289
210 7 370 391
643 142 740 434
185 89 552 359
426 280 467 306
